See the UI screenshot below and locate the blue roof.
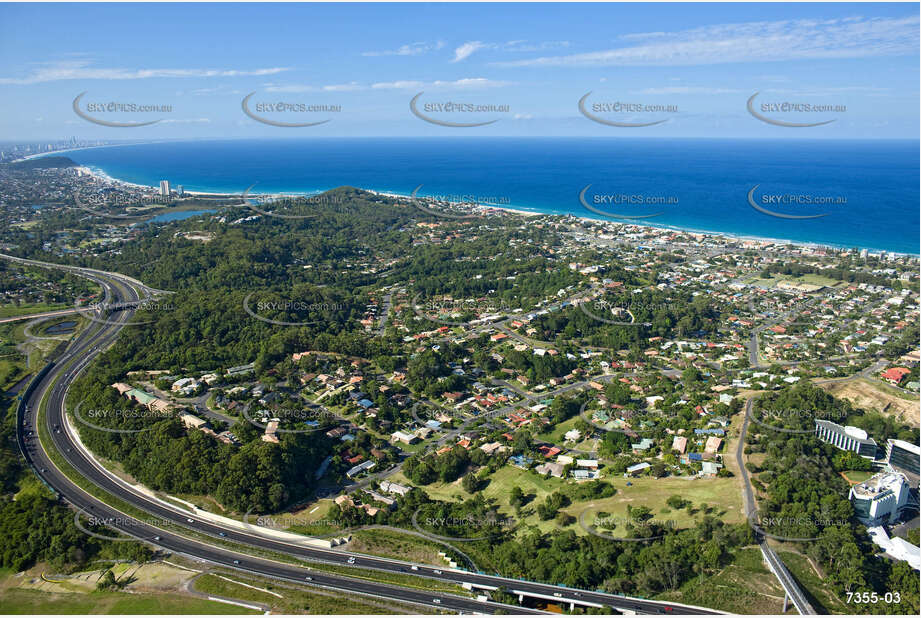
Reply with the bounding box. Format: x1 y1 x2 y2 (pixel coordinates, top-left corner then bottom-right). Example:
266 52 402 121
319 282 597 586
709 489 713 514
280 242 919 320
688 453 703 461
694 428 725 436
358 399 374 408
425 420 442 429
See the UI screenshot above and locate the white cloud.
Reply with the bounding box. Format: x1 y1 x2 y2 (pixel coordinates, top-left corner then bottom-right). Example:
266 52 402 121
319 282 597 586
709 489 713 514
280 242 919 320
373 78 511 90
0 60 288 84
263 82 362 93
452 40 570 62
371 80 425 90
362 41 445 57
452 41 490 63
496 15 920 67
264 78 511 92
632 86 746 95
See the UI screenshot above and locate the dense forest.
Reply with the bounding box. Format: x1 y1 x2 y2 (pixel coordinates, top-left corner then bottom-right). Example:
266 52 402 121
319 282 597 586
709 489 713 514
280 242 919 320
0 396 152 572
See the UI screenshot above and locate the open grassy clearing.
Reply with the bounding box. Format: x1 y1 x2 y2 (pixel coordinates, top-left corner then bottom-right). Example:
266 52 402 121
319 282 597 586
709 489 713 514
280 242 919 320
657 546 792 614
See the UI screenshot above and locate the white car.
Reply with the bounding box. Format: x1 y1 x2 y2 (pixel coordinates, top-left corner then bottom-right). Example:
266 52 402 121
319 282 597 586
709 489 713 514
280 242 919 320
432 599 441 604
347 557 355 564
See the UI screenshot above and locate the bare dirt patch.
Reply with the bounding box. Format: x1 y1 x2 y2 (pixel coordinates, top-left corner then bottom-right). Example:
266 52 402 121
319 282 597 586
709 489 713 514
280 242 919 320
817 379 919 428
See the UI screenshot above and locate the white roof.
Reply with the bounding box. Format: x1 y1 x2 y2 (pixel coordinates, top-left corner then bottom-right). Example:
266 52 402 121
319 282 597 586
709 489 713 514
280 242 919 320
844 426 869 440
889 438 921 456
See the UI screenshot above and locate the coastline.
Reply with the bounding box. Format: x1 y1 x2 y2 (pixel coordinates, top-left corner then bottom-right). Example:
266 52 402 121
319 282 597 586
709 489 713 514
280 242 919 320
28 144 919 257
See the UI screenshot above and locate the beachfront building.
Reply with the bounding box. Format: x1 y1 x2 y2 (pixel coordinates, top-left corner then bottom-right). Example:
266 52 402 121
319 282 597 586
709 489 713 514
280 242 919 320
814 420 878 459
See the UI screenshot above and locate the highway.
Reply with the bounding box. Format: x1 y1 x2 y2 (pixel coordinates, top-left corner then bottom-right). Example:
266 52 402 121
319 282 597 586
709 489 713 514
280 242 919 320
8 253 721 615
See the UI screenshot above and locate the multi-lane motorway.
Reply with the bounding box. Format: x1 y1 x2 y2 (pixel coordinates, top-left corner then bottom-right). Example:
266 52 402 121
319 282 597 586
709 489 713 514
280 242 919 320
7 253 721 616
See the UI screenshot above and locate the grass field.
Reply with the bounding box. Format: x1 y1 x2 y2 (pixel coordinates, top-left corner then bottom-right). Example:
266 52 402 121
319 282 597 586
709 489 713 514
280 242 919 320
0 303 67 320
561 474 744 534
840 469 875 484
0 587 256 614
393 461 743 537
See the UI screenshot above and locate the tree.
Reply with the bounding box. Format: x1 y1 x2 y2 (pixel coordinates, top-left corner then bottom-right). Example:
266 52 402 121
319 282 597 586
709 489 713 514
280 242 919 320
462 473 480 493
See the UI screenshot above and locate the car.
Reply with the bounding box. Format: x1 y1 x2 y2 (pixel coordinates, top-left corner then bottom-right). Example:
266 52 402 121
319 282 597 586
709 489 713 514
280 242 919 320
433 569 442 574
153 536 161 541
233 560 240 565
187 518 194 523
432 599 441 604
664 607 673 612
347 557 355 564
553 593 562 598
626 481 632 486
410 565 419 571
219 532 227 537
305 576 312 581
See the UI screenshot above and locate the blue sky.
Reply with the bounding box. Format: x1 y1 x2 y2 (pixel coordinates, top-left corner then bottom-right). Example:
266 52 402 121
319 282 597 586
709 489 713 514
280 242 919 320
0 2 917 139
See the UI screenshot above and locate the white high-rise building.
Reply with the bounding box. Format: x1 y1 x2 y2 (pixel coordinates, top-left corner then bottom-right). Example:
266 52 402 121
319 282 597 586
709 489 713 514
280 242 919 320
849 471 911 526
814 420 878 459
159 180 170 197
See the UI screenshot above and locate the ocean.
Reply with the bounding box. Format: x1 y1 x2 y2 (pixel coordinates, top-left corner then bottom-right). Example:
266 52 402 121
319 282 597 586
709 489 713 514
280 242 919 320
63 138 919 254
